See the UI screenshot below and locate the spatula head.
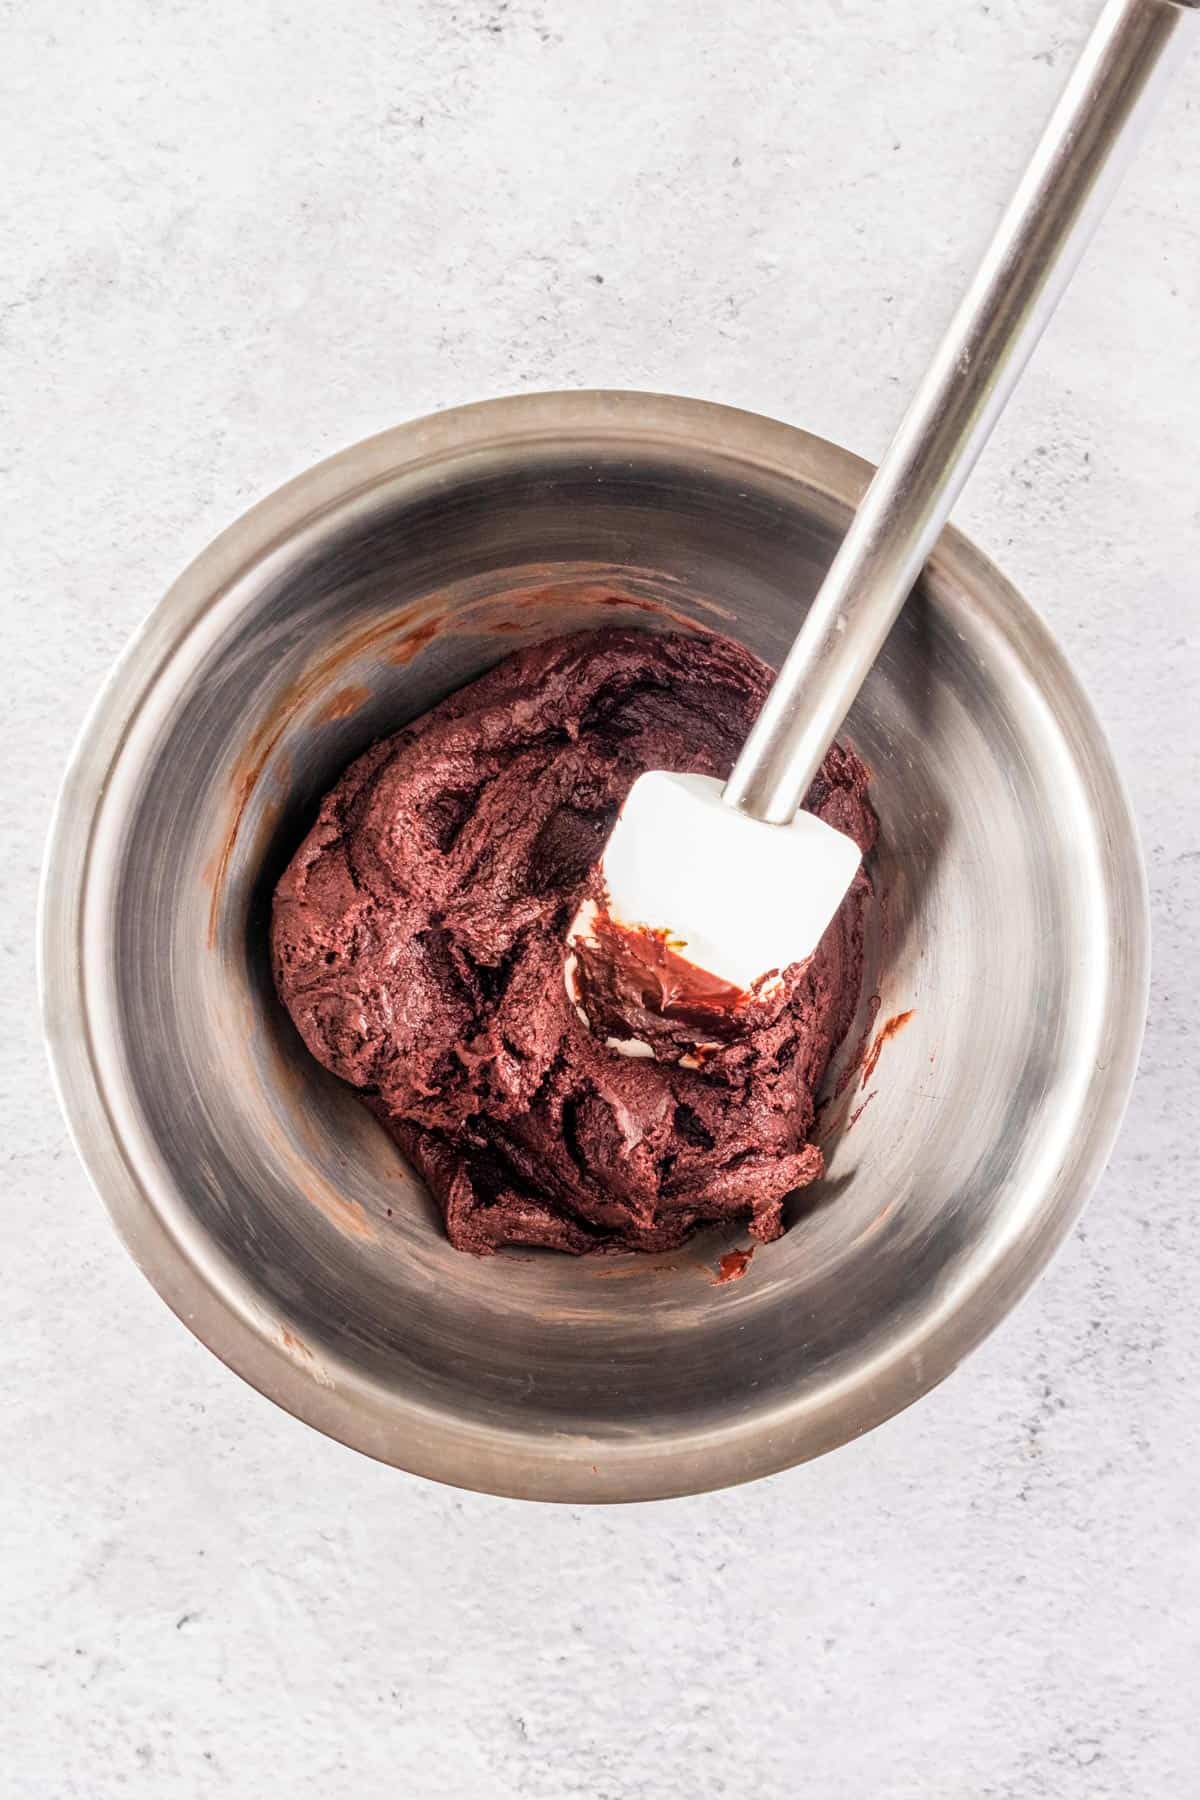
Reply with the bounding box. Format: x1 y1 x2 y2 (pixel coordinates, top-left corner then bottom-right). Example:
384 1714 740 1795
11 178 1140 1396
567 770 862 1049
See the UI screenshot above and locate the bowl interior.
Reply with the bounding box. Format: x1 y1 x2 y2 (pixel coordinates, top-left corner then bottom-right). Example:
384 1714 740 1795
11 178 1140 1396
63 401 1140 1500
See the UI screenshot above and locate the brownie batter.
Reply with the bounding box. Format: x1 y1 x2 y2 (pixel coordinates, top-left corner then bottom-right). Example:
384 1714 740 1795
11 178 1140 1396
272 629 875 1255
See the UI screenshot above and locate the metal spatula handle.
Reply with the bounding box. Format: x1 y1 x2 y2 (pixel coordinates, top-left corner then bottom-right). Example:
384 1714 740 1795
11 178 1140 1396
723 0 1197 825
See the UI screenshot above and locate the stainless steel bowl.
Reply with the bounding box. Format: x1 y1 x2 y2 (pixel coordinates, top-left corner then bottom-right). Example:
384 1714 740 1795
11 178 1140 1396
40 391 1148 1502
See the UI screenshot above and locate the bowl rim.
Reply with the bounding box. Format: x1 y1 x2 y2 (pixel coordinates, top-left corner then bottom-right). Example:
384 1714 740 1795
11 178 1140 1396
38 389 1150 1502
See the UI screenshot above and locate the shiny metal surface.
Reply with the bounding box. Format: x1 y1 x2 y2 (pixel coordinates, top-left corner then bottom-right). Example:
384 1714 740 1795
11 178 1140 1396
725 0 1197 823
39 391 1149 1502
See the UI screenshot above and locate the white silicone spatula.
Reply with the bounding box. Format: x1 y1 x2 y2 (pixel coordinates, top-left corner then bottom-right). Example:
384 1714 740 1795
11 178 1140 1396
570 0 1196 1045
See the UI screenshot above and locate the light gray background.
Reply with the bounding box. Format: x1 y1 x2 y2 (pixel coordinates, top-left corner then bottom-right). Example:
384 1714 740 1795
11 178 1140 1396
4 2 1198 1795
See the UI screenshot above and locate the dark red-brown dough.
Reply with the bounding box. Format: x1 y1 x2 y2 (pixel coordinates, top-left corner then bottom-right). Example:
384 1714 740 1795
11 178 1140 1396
272 629 875 1254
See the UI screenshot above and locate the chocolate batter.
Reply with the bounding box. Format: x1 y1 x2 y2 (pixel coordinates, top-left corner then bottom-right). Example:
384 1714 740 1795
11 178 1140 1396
272 629 875 1255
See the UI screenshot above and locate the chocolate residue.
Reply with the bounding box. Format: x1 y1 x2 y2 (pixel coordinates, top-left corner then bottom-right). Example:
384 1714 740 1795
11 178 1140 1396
848 1090 877 1130
206 787 283 950
387 617 444 666
278 1326 335 1388
861 1009 915 1086
305 1187 378 1242
316 683 373 724
272 628 875 1256
711 1245 754 1284
466 574 734 636
206 771 257 949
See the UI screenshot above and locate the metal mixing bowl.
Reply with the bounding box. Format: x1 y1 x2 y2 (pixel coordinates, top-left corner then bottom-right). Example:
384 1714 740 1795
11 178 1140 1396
40 391 1148 1502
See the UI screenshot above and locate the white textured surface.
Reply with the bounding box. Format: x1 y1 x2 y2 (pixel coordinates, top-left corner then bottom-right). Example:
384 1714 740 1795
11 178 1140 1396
3 1 1199 1794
